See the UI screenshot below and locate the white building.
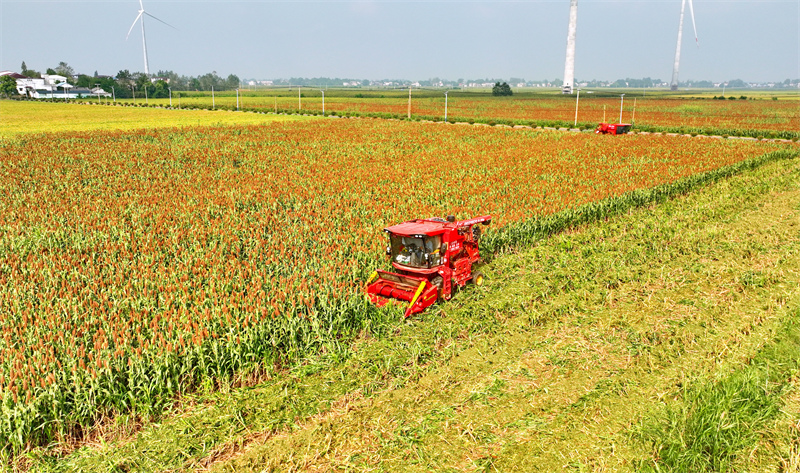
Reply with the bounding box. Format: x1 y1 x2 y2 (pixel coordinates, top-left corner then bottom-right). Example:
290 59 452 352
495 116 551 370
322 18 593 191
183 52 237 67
15 74 70 98
14 74 100 99
3 71 111 99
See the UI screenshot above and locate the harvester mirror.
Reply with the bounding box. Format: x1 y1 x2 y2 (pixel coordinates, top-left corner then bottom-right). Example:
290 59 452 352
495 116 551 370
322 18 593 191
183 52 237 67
446 215 456 222
385 246 391 256
440 242 448 254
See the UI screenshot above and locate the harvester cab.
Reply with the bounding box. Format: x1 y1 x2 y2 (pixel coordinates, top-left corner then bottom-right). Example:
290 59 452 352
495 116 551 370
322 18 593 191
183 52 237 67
595 123 632 135
366 215 491 318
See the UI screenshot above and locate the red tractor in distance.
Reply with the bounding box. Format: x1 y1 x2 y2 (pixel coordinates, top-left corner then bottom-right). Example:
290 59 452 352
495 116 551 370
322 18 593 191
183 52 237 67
595 123 632 135
366 215 491 318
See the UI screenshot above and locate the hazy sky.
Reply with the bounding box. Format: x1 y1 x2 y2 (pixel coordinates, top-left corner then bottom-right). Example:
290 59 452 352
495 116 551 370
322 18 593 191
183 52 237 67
1 0 798 83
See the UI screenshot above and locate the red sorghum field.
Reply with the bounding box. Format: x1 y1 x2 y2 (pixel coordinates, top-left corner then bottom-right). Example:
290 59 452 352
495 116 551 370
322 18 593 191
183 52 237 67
150 93 800 134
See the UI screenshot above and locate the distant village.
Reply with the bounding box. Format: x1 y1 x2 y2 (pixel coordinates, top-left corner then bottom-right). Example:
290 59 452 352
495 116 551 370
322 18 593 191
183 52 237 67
2 72 111 99
0 62 242 100
2 62 798 101
257 77 800 90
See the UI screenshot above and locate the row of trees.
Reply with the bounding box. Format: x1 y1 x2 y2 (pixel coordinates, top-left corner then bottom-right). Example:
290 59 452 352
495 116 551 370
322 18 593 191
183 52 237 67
19 60 74 79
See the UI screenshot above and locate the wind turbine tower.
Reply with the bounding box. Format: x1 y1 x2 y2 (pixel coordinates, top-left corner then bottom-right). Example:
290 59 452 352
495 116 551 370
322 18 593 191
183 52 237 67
670 0 699 91
562 0 579 94
127 0 175 75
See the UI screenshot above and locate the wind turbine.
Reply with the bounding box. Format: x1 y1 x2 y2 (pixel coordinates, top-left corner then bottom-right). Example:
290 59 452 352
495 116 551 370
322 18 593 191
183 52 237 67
126 0 175 75
670 0 699 91
562 0 579 94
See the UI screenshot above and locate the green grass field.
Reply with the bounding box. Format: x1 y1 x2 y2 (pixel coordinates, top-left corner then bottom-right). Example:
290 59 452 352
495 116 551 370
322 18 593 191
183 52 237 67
25 147 799 473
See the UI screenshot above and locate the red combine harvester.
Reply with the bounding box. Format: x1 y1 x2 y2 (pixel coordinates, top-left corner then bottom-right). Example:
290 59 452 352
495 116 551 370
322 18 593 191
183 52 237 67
366 215 491 318
595 123 632 135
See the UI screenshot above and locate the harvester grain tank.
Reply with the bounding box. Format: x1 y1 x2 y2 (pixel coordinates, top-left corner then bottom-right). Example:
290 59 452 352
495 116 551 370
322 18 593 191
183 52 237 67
366 215 491 317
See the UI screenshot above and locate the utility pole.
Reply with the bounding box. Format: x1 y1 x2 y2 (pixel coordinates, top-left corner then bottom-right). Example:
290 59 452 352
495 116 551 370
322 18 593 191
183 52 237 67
444 90 449 122
407 86 412 119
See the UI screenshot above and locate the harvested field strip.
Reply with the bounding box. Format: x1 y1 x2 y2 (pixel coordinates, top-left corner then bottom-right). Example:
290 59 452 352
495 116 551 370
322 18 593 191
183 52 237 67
636 304 800 472
52 152 800 472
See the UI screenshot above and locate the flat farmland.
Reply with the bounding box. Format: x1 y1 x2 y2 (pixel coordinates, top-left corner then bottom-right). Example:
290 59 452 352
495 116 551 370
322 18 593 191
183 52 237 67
112 90 800 135
1 115 791 457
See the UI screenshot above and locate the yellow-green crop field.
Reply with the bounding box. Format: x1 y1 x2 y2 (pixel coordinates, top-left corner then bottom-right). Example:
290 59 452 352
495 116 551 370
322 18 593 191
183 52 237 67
0 100 306 139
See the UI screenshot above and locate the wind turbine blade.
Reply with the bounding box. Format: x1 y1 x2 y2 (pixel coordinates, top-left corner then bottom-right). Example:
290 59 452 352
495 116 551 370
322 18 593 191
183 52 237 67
126 12 143 40
144 12 177 30
688 0 699 47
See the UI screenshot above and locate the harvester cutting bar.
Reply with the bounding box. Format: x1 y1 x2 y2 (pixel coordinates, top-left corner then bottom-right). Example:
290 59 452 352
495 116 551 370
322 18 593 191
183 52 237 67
367 270 439 318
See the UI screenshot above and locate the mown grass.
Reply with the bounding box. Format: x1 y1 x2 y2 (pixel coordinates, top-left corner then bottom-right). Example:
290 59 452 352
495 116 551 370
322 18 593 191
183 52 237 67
26 144 800 472
635 306 800 472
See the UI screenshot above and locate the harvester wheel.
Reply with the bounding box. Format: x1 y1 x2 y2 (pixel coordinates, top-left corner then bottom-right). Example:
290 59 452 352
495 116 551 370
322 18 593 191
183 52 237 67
472 272 485 287
431 275 444 296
